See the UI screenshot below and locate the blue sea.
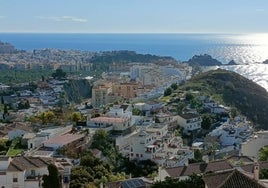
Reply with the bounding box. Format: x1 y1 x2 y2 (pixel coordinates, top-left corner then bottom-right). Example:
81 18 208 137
1 33 268 64
0 33 268 91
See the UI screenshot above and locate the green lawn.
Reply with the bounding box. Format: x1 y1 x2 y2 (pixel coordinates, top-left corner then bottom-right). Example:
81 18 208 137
160 96 172 102
7 148 23 156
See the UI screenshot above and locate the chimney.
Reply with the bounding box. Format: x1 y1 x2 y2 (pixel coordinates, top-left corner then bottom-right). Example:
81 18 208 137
202 155 209 164
253 162 259 181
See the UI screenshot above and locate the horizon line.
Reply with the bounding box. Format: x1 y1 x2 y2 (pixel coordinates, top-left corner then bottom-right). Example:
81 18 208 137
1 31 267 35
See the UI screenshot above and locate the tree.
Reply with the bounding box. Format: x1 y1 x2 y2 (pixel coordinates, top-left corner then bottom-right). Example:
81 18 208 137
259 146 268 161
70 167 93 188
194 149 202 162
69 112 83 123
260 169 268 179
230 108 238 119
90 129 113 155
132 108 142 116
18 99 30 110
185 93 194 101
3 104 8 114
42 164 62 188
171 83 178 90
123 159 158 178
201 114 213 130
164 87 172 96
38 111 55 124
52 68 66 79
0 139 8 152
177 102 186 114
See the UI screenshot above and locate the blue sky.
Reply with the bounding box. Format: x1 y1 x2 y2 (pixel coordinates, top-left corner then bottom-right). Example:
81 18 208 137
0 0 267 33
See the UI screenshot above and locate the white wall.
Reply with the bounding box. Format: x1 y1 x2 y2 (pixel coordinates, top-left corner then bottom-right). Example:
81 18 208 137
25 167 48 178
8 129 27 140
6 171 25 188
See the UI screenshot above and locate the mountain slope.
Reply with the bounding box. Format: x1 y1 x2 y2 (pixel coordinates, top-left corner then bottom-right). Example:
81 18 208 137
185 54 222 66
180 69 268 129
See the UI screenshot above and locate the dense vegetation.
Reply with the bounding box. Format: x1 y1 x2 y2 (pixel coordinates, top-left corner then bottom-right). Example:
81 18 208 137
69 130 158 187
92 51 175 64
91 51 176 71
0 70 53 85
179 69 268 129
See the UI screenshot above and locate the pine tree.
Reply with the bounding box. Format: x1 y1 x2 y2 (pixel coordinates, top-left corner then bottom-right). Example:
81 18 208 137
42 164 62 188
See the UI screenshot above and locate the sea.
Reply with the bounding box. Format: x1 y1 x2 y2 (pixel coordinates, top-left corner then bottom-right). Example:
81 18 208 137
0 33 268 91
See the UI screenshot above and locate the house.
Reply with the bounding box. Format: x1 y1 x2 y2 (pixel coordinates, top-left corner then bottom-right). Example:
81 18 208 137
87 116 133 134
203 168 266 188
134 101 165 116
25 125 73 150
42 133 86 152
203 99 228 114
0 83 10 91
55 158 73 184
158 159 234 181
129 130 155 160
127 127 193 167
91 82 112 107
0 156 52 188
108 104 135 127
0 156 73 188
177 113 202 134
4 122 33 140
112 82 143 99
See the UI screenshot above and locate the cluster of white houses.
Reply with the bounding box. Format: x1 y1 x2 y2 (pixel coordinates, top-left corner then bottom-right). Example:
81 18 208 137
87 104 201 167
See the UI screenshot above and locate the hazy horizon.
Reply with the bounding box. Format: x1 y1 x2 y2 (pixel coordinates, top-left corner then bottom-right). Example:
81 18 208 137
1 0 267 33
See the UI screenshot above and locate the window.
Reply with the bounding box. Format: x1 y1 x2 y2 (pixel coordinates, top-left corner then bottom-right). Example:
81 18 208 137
31 170 35 176
13 173 18 182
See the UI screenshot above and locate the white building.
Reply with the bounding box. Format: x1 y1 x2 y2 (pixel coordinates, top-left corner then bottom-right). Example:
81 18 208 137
0 156 51 188
126 125 194 167
177 113 202 134
87 116 133 133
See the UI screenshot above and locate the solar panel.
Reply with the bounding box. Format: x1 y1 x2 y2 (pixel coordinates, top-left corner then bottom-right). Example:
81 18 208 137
121 179 146 188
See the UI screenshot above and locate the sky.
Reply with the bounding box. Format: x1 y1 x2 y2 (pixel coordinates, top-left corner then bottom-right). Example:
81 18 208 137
0 0 268 33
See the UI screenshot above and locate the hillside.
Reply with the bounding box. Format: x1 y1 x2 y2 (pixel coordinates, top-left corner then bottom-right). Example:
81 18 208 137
179 69 268 129
92 50 176 64
64 79 93 103
0 41 17 54
185 54 222 66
